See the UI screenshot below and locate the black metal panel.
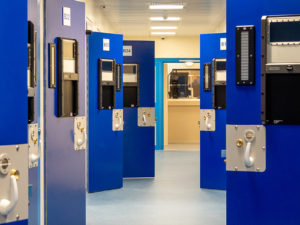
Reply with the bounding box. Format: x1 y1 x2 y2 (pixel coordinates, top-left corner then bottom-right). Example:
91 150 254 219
28 21 36 123
123 63 139 107
98 59 116 109
236 25 255 86
57 37 79 117
203 63 212 91
28 21 37 87
213 58 226 109
214 86 226 109
28 97 34 123
265 73 300 124
262 15 300 124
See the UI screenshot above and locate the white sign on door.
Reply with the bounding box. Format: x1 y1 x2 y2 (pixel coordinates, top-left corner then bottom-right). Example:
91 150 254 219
123 46 132 56
220 38 227 51
103 39 110 51
63 7 71 26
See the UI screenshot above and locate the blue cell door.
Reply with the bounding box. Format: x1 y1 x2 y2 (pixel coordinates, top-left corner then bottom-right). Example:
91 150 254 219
0 1 29 225
226 1 300 225
88 32 124 192
200 33 227 190
123 41 155 178
44 1 86 225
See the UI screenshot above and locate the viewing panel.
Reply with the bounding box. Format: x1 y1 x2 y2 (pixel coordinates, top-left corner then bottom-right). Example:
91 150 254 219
57 38 79 117
98 59 116 109
262 15 300 124
123 63 139 107
213 58 226 109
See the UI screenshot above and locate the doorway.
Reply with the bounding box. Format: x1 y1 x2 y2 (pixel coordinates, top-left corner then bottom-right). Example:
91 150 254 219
163 62 200 151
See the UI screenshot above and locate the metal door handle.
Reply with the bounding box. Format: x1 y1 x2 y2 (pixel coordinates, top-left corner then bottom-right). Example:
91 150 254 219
30 132 40 163
142 113 147 125
204 115 211 130
244 130 255 168
30 153 39 163
77 128 86 146
115 115 122 129
0 174 19 216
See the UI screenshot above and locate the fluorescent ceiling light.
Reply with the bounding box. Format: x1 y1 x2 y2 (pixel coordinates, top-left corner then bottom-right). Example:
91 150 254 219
151 26 178 30
179 60 200 63
151 32 176 35
185 62 194 66
149 4 184 10
150 17 181 21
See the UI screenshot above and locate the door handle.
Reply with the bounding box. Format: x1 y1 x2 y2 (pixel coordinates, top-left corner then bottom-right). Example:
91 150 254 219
142 113 147 125
244 130 255 168
204 114 212 130
115 113 122 130
77 127 86 147
76 121 86 146
0 172 19 216
29 131 39 164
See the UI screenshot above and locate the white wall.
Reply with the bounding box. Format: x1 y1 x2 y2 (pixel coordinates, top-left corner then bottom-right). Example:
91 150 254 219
85 0 116 33
124 36 200 58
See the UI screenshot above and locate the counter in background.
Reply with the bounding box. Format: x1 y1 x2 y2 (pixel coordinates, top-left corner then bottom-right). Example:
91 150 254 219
168 99 200 144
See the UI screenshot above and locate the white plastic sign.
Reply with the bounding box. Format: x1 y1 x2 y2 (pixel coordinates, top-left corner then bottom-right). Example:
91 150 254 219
63 7 71 26
123 46 133 56
103 39 110 51
220 38 227 50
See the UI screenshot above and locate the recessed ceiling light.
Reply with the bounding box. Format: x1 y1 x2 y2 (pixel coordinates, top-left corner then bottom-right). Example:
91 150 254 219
151 32 176 35
149 4 184 10
185 62 194 66
151 26 178 30
150 17 181 21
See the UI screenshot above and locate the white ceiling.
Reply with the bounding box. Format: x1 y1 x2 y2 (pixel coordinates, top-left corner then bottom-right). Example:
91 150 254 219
93 0 226 36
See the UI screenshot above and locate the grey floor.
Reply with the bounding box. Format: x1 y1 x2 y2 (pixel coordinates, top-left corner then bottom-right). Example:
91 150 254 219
87 150 226 225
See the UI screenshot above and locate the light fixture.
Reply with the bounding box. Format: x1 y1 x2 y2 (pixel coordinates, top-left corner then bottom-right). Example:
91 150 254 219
185 62 194 66
151 26 178 30
149 4 184 10
179 60 200 63
150 17 181 21
151 32 176 35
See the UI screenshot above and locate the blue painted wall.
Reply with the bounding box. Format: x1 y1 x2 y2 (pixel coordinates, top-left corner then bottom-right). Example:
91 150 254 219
44 1 86 224
227 0 300 224
88 32 124 192
123 41 155 178
0 1 28 225
200 33 227 190
155 58 199 150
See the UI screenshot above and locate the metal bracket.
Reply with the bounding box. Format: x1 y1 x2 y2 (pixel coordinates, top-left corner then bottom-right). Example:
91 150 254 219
113 109 124 131
74 117 87 151
138 107 155 127
200 109 216 131
28 124 39 168
226 125 266 172
0 144 28 224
